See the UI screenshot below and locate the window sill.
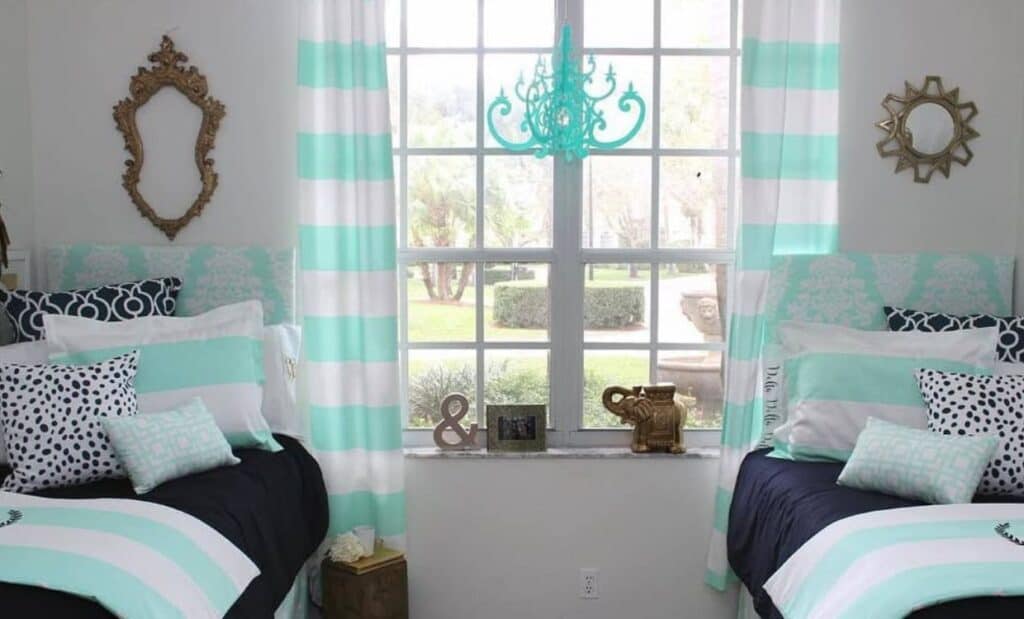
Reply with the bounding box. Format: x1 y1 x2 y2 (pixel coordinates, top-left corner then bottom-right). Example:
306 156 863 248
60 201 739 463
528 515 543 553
403 446 720 460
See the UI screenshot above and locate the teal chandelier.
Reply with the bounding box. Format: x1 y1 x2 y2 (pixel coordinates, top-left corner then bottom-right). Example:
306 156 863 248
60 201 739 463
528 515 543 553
486 24 646 162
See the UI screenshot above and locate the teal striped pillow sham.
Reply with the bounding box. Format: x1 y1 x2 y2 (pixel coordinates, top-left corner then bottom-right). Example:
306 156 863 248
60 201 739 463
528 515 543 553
44 301 281 452
771 321 998 462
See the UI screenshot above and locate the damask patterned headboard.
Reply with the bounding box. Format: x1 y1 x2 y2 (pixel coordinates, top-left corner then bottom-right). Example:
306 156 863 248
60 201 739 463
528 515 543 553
764 253 1014 343
46 245 295 324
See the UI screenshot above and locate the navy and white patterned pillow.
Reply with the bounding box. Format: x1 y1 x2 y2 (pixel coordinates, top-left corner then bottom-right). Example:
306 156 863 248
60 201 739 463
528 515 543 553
0 277 182 342
0 351 139 493
884 306 1024 363
916 369 1024 496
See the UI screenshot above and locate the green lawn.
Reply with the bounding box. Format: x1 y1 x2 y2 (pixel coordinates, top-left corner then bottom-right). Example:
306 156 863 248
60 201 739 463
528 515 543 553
407 267 704 342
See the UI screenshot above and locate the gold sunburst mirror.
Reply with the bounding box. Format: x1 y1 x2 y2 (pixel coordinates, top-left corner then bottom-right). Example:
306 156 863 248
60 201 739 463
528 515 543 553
875 76 978 183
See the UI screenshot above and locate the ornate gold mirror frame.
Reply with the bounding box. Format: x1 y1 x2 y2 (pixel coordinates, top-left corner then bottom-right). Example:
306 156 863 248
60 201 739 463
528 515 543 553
113 36 226 240
875 76 978 184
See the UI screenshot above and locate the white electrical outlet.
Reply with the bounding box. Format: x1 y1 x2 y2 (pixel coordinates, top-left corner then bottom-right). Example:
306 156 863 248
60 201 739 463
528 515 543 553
579 568 600 599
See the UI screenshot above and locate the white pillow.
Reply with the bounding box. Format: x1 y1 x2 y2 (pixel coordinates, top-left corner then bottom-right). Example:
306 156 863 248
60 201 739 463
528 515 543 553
0 341 49 465
262 324 302 438
44 301 280 452
771 321 998 462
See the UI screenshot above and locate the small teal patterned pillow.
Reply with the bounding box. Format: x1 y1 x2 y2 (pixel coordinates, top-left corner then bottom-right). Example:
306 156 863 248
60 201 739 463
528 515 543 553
102 398 240 494
838 417 998 504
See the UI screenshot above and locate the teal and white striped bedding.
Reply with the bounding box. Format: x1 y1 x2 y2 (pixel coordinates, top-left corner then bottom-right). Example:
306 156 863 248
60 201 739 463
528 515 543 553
0 491 258 618
764 503 1024 619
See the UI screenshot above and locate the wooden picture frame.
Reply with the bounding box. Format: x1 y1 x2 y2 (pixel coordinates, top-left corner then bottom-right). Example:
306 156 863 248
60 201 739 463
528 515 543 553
486 405 547 452
113 35 225 240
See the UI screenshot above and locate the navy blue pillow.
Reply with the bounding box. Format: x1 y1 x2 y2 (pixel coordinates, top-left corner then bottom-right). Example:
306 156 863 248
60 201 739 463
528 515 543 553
884 306 1022 363
0 277 183 342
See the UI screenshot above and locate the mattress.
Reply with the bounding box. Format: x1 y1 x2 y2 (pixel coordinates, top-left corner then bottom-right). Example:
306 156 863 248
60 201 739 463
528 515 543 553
0 434 328 618
729 448 1024 619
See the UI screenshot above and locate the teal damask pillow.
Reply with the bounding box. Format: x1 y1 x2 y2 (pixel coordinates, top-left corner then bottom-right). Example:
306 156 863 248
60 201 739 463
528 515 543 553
837 417 998 504
102 397 240 494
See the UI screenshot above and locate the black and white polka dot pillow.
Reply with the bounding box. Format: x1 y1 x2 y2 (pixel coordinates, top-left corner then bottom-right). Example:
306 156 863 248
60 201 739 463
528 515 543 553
0 351 139 493
915 368 1024 496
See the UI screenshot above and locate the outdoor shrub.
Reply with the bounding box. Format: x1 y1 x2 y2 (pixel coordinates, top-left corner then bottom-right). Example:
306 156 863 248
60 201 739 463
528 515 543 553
407 362 475 428
407 359 548 428
493 282 645 329
493 282 548 328
583 285 645 328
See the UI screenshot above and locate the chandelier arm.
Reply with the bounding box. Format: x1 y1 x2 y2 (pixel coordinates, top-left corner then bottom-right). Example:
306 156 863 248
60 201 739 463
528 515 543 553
486 96 540 152
588 91 647 150
588 74 619 102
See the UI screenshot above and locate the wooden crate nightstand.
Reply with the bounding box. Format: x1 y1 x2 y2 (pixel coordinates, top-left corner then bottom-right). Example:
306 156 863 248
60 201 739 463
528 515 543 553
321 548 409 619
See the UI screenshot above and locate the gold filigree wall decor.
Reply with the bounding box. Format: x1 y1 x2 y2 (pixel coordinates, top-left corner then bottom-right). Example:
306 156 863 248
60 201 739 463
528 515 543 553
876 76 978 184
113 36 226 240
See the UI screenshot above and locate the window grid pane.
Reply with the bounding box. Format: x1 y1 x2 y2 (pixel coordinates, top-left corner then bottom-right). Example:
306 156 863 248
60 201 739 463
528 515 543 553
392 0 737 438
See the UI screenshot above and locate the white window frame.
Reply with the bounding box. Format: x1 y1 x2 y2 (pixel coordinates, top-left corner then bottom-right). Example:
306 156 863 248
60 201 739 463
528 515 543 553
392 0 739 448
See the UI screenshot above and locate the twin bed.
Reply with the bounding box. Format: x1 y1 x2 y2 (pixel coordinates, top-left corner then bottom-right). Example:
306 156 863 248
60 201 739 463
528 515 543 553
722 253 1024 618
0 436 327 617
729 450 1024 618
0 245 328 617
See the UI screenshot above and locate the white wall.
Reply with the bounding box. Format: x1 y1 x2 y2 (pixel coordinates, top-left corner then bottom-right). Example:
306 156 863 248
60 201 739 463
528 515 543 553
23 0 298 254
406 456 736 619
0 0 34 251
838 0 1024 260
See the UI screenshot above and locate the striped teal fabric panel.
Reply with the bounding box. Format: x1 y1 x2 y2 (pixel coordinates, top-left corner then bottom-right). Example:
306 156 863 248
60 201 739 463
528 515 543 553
836 563 1024 619
299 0 406 546
740 133 838 180
765 505 1024 618
327 491 407 539
304 316 398 363
785 354 985 406
708 0 839 590
737 223 838 270
298 40 388 90
298 224 397 271
53 337 264 393
297 133 393 180
0 548 182 617
17 506 238 610
309 405 404 451
741 39 839 90
0 493 258 617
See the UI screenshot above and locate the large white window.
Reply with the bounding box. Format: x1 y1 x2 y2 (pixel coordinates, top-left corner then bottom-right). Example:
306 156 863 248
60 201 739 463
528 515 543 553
388 0 738 447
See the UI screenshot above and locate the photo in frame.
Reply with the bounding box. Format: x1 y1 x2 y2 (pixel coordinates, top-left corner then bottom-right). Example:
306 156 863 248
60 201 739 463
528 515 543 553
486 404 547 452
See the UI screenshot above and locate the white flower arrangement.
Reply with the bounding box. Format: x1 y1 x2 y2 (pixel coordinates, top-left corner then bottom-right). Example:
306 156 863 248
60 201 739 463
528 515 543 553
328 532 365 563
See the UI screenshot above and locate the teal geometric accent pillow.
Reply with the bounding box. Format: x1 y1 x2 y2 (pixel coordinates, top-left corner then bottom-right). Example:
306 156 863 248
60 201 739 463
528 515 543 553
102 397 241 494
837 417 998 504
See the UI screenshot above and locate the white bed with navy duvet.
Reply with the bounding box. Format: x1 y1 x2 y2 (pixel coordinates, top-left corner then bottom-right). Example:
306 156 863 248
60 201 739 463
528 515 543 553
727 253 1024 619
0 245 327 619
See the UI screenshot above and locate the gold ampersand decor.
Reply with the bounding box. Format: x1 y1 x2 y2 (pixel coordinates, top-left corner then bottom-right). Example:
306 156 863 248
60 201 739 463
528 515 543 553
113 35 226 240
432 393 479 450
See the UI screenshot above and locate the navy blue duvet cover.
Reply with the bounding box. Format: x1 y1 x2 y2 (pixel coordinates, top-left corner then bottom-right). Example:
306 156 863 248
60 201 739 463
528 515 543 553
729 449 1024 619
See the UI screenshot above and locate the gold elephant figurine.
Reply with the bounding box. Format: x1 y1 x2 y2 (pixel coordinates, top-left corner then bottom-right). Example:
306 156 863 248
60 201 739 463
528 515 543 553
602 384 687 454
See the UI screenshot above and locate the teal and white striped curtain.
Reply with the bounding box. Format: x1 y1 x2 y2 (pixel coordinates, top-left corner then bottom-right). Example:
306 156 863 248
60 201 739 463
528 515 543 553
706 0 839 590
298 0 405 548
